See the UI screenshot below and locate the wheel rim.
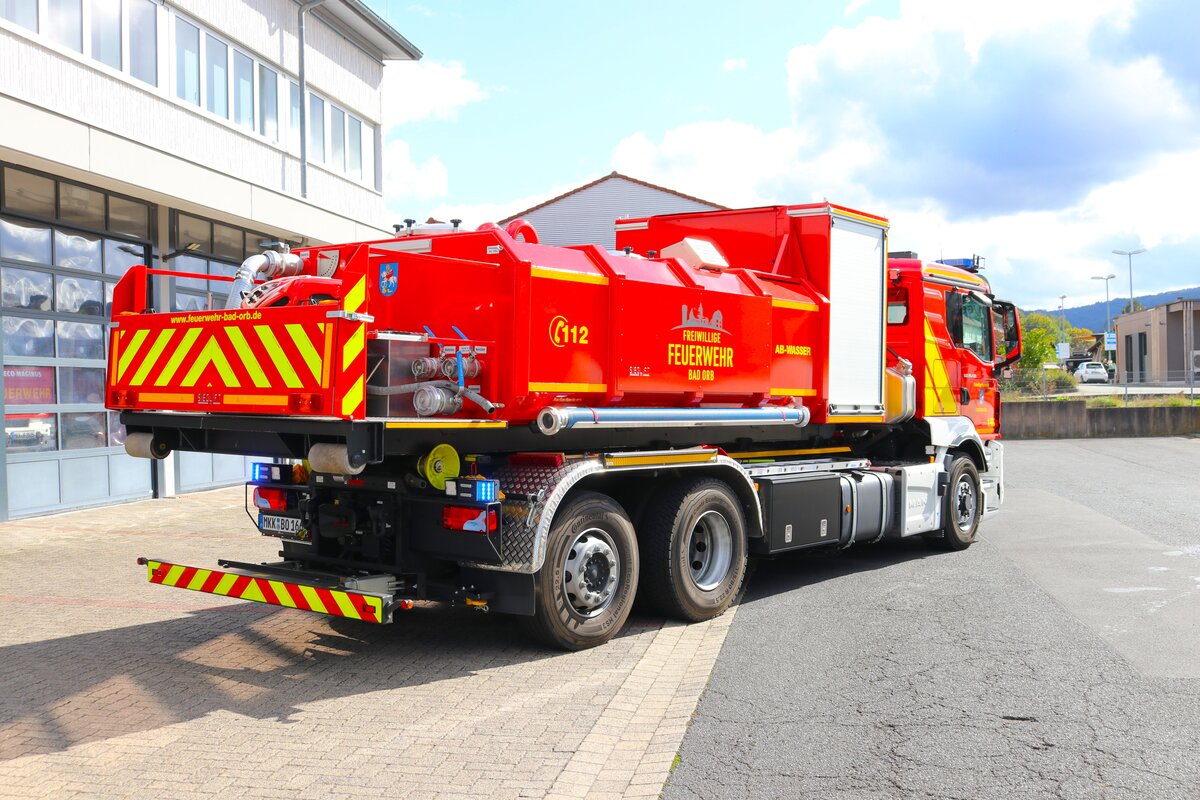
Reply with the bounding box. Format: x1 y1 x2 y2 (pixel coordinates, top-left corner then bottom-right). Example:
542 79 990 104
954 475 978 532
562 527 620 617
688 510 733 592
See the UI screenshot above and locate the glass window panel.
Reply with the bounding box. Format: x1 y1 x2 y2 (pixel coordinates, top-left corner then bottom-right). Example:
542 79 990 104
129 0 157 85
177 214 211 252
56 275 103 314
173 291 207 312
54 230 102 271
348 117 362 179
209 260 238 279
108 411 126 446
107 196 149 239
175 17 199 105
309 95 324 162
362 122 376 190
213 224 242 261
233 50 253 129
3 168 55 217
205 33 228 117
258 64 278 141
2 267 53 310
5 413 57 453
61 412 107 449
59 366 104 403
330 106 345 171
58 183 105 229
47 0 82 52
172 253 207 290
1 0 38 31
105 282 113 317
0 217 52 263
288 81 300 153
56 320 104 359
90 0 121 69
104 239 144 276
2 318 54 358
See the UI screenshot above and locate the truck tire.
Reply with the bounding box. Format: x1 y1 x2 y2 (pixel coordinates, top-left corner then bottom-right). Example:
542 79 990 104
639 478 747 622
928 456 981 551
522 492 639 651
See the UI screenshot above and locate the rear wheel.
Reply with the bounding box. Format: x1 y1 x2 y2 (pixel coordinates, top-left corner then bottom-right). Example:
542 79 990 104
927 456 980 551
522 492 639 650
639 478 747 622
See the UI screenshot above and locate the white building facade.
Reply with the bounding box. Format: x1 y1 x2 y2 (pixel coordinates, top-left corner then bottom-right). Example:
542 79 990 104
0 0 419 519
501 172 724 250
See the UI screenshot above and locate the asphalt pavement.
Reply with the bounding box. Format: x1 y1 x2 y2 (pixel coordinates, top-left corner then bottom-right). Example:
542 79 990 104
665 437 1200 800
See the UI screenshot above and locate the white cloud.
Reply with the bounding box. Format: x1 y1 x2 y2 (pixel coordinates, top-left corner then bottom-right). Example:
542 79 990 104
606 0 1200 307
843 0 870 17
382 139 449 215
722 58 747 72
381 59 486 128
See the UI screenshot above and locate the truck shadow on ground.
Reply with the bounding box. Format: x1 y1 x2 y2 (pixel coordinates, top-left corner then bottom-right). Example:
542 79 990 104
740 537 945 606
0 599 661 761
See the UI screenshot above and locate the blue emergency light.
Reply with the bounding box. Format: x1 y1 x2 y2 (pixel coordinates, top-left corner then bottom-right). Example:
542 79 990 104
251 462 283 483
473 479 499 503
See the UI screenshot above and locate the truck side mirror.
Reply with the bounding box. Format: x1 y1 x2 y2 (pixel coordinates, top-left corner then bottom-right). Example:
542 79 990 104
993 301 1022 370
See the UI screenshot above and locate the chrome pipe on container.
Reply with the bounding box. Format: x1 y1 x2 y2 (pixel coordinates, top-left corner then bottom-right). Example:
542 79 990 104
536 405 810 436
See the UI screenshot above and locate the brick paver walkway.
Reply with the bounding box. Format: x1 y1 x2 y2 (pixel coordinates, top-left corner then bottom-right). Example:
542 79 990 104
0 488 734 799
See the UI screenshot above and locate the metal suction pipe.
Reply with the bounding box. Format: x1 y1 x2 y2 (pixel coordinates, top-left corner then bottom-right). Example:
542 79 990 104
536 405 810 436
224 250 305 309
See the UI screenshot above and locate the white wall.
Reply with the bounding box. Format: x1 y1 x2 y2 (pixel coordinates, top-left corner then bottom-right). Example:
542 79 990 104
512 177 720 250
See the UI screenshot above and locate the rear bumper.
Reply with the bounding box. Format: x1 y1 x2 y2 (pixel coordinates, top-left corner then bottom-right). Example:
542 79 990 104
138 557 394 623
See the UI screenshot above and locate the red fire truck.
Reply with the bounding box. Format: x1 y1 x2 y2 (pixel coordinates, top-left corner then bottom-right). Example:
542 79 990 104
108 203 1021 649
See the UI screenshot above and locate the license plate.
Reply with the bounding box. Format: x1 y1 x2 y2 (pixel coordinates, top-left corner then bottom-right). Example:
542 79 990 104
259 514 302 534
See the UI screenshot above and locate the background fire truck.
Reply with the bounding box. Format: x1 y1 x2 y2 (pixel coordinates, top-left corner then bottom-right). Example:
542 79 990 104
108 203 1021 649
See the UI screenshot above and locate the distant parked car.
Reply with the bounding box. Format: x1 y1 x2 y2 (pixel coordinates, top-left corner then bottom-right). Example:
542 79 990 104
1074 362 1109 384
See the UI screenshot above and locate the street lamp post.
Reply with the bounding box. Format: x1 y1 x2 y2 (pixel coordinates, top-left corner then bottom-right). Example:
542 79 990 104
1113 247 1146 396
1092 272 1116 357
1058 295 1068 357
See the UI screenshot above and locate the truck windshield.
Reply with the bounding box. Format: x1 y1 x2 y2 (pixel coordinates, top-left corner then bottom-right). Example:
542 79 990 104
946 291 993 362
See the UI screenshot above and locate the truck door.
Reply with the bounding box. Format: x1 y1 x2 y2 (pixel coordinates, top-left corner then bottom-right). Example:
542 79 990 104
945 290 998 434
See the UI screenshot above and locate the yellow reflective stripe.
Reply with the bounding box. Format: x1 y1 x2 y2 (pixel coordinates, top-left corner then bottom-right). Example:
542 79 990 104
255 326 302 388
342 323 365 367
180 337 240 388
343 277 366 314
129 329 176 386
923 320 957 414
239 580 266 603
213 573 239 596
226 327 270 388
270 581 297 608
116 329 149 381
287 324 322 382
187 569 211 591
340 377 364 417
155 328 202 386
299 585 326 614
332 591 360 619
163 563 186 586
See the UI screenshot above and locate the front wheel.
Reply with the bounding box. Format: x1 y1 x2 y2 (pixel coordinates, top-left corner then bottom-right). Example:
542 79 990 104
927 456 981 551
522 492 639 650
639 478 748 622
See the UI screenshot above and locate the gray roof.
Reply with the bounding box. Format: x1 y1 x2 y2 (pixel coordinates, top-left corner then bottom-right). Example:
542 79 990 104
315 0 422 61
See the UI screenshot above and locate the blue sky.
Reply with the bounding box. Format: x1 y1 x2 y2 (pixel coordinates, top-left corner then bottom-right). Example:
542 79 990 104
367 0 1199 310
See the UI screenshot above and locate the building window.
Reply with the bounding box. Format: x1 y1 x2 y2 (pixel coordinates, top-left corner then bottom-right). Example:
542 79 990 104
128 0 156 85
90 0 121 70
348 117 363 179
233 50 254 129
288 81 301 153
204 33 227 117
258 64 278 141
1 0 38 32
309 95 325 163
46 0 81 53
175 17 199 105
330 106 345 170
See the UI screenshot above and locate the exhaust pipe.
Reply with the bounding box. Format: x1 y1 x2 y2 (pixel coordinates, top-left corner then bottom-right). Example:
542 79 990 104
536 405 810 436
